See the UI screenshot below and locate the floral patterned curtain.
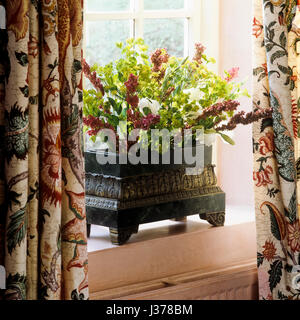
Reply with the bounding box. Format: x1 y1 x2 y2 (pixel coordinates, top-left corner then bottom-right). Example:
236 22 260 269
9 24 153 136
253 0 300 299
0 0 88 300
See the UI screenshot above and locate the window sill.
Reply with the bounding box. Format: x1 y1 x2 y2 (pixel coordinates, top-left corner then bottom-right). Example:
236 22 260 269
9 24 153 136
88 205 257 297
88 204 255 252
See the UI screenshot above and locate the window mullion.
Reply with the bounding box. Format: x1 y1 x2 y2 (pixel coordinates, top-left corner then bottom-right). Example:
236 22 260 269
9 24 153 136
188 0 202 53
134 0 144 39
85 12 134 20
143 10 191 19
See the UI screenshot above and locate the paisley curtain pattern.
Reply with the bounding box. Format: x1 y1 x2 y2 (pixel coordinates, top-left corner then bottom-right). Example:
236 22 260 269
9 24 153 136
0 0 88 300
253 0 300 299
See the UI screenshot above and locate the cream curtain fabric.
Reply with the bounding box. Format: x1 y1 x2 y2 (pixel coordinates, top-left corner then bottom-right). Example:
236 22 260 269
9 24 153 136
253 0 300 299
0 0 88 300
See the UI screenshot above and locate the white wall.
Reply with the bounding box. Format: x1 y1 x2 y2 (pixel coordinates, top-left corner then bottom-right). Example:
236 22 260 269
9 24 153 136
217 0 254 207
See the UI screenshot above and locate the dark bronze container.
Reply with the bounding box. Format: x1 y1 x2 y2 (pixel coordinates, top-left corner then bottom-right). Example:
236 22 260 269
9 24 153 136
85 145 225 245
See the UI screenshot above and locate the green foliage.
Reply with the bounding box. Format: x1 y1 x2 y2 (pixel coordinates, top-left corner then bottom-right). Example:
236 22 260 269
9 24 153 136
268 260 283 292
6 273 27 300
83 38 250 145
7 207 27 254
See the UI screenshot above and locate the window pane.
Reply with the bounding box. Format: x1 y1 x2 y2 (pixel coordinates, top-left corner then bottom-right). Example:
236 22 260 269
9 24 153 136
85 20 131 66
86 0 130 12
144 0 184 10
144 19 185 57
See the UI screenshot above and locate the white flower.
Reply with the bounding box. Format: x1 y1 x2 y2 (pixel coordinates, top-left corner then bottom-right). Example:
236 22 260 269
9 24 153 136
187 106 204 120
183 87 204 102
138 98 160 115
204 133 216 147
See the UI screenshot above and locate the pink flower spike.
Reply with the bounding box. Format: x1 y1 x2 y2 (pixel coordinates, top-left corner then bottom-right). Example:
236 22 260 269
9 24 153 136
225 67 240 82
193 43 206 64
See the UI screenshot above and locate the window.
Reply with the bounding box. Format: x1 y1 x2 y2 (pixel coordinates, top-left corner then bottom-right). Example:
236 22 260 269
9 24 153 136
84 0 202 66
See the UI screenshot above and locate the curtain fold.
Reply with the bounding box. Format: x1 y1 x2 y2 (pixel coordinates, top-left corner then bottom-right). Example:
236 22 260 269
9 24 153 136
0 0 7 275
0 0 88 300
253 0 300 299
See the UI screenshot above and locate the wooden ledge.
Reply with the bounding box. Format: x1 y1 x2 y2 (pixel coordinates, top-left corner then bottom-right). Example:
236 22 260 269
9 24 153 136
91 259 257 300
88 220 257 296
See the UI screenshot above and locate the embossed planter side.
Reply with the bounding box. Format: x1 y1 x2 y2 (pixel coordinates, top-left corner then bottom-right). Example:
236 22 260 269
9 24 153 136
85 146 226 245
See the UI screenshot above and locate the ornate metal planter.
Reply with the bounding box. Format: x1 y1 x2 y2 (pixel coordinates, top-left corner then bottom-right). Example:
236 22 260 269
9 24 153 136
85 145 225 245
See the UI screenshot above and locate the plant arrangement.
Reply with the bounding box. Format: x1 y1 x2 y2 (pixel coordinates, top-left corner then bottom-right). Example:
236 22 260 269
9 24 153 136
82 38 271 150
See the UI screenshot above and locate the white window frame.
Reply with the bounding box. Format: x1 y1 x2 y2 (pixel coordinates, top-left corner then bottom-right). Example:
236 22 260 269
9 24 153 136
83 0 220 164
83 0 219 61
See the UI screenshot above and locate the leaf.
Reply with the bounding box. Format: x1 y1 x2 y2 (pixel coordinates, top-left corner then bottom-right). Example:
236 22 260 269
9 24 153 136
15 51 28 66
66 191 85 221
71 289 85 300
260 117 273 133
48 58 58 70
142 107 151 116
108 114 120 127
62 104 79 137
267 187 280 198
279 31 287 48
290 80 295 91
257 252 264 267
264 1 274 14
285 264 293 273
258 73 267 82
108 97 117 109
265 43 274 52
78 90 83 103
287 190 297 223
268 70 280 78
179 56 189 67
7 207 27 254
40 209 50 224
39 285 49 300
268 21 277 29
6 273 27 300
278 291 289 300
62 168 68 186
7 190 22 210
277 64 290 75
28 183 39 202
118 72 124 82
121 107 128 118
218 132 235 145
268 260 283 292
270 50 286 64
269 204 282 241
72 59 82 73
19 85 29 98
284 76 290 86
29 95 38 105
269 29 275 41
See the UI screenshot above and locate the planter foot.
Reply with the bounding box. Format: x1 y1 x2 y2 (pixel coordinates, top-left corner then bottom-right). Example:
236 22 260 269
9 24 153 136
200 212 225 227
87 223 91 238
109 226 139 245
